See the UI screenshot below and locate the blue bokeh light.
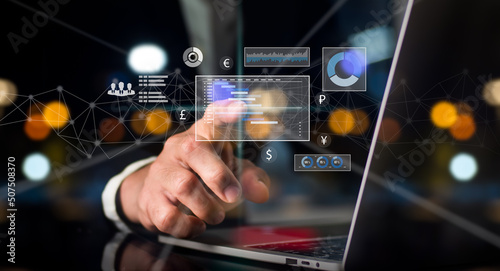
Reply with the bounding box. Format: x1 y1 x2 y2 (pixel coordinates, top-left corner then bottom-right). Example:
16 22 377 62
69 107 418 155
449 153 478 182
22 153 51 182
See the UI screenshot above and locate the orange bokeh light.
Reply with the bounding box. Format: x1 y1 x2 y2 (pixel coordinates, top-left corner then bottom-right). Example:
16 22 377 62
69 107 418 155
449 114 476 141
328 109 355 135
42 101 70 129
430 101 457 128
24 114 51 141
146 109 171 135
378 118 401 143
99 118 125 142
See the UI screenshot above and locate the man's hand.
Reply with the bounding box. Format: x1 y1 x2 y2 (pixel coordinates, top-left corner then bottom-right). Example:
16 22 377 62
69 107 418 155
119 100 271 238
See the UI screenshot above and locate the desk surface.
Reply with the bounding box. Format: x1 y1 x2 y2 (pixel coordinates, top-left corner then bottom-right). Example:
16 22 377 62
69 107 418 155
1 198 499 271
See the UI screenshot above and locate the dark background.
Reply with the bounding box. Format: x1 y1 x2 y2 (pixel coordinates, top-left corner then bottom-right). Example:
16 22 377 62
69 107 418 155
2 0 498 270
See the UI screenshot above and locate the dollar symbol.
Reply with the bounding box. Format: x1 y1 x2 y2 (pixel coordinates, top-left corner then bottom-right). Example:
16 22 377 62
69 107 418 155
266 149 273 161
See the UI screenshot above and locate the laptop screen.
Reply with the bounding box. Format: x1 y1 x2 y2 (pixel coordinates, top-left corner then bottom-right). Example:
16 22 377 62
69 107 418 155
238 0 412 227
346 0 500 269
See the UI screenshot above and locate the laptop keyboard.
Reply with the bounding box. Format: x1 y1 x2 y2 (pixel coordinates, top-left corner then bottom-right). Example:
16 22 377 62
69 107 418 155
247 236 347 261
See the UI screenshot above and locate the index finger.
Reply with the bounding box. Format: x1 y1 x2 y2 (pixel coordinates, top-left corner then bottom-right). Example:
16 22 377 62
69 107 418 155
193 99 246 141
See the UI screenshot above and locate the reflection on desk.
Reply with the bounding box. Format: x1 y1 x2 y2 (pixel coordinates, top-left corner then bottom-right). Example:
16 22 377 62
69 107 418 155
102 232 295 271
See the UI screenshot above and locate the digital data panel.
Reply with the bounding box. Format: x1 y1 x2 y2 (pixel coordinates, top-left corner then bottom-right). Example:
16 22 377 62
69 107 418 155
244 47 310 67
294 154 351 172
195 75 310 141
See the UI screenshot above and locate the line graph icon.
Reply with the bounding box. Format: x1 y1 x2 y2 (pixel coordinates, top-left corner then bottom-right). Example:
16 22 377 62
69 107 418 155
244 47 310 67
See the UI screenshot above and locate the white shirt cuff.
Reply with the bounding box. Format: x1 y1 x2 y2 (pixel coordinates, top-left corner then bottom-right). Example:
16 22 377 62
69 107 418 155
102 156 157 232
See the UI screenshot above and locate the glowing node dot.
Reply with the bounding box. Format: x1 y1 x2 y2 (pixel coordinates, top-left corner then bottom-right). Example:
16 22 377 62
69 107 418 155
431 101 458 128
22 153 50 181
449 153 478 182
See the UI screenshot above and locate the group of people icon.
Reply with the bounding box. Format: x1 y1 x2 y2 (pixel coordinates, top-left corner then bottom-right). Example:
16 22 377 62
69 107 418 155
108 82 135 96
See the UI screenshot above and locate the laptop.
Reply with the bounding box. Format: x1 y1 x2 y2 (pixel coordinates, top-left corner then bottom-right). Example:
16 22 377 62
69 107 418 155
160 0 500 269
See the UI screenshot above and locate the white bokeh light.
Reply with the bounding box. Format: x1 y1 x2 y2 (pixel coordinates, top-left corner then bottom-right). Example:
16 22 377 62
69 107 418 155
449 153 478 182
0 78 18 106
128 44 167 74
22 153 51 182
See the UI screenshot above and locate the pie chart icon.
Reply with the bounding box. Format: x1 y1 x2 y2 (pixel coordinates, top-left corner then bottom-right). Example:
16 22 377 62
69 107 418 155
183 47 203 68
327 51 362 87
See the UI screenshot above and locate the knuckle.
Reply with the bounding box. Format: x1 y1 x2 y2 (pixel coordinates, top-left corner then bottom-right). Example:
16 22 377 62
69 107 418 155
206 167 228 186
175 174 198 197
176 174 198 197
155 210 177 233
180 136 203 154
164 133 182 146
193 191 210 211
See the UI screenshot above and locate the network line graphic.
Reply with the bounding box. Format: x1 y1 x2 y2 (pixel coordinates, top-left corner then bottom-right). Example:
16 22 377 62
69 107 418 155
3 64 494 169
0 65 382 166
373 71 500 160
0 71 196 160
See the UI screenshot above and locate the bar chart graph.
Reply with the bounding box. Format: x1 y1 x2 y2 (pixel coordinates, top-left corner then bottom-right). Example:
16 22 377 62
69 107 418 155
195 75 310 141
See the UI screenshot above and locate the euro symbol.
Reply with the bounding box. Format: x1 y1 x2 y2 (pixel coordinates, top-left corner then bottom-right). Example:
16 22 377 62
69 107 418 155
224 58 230 68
